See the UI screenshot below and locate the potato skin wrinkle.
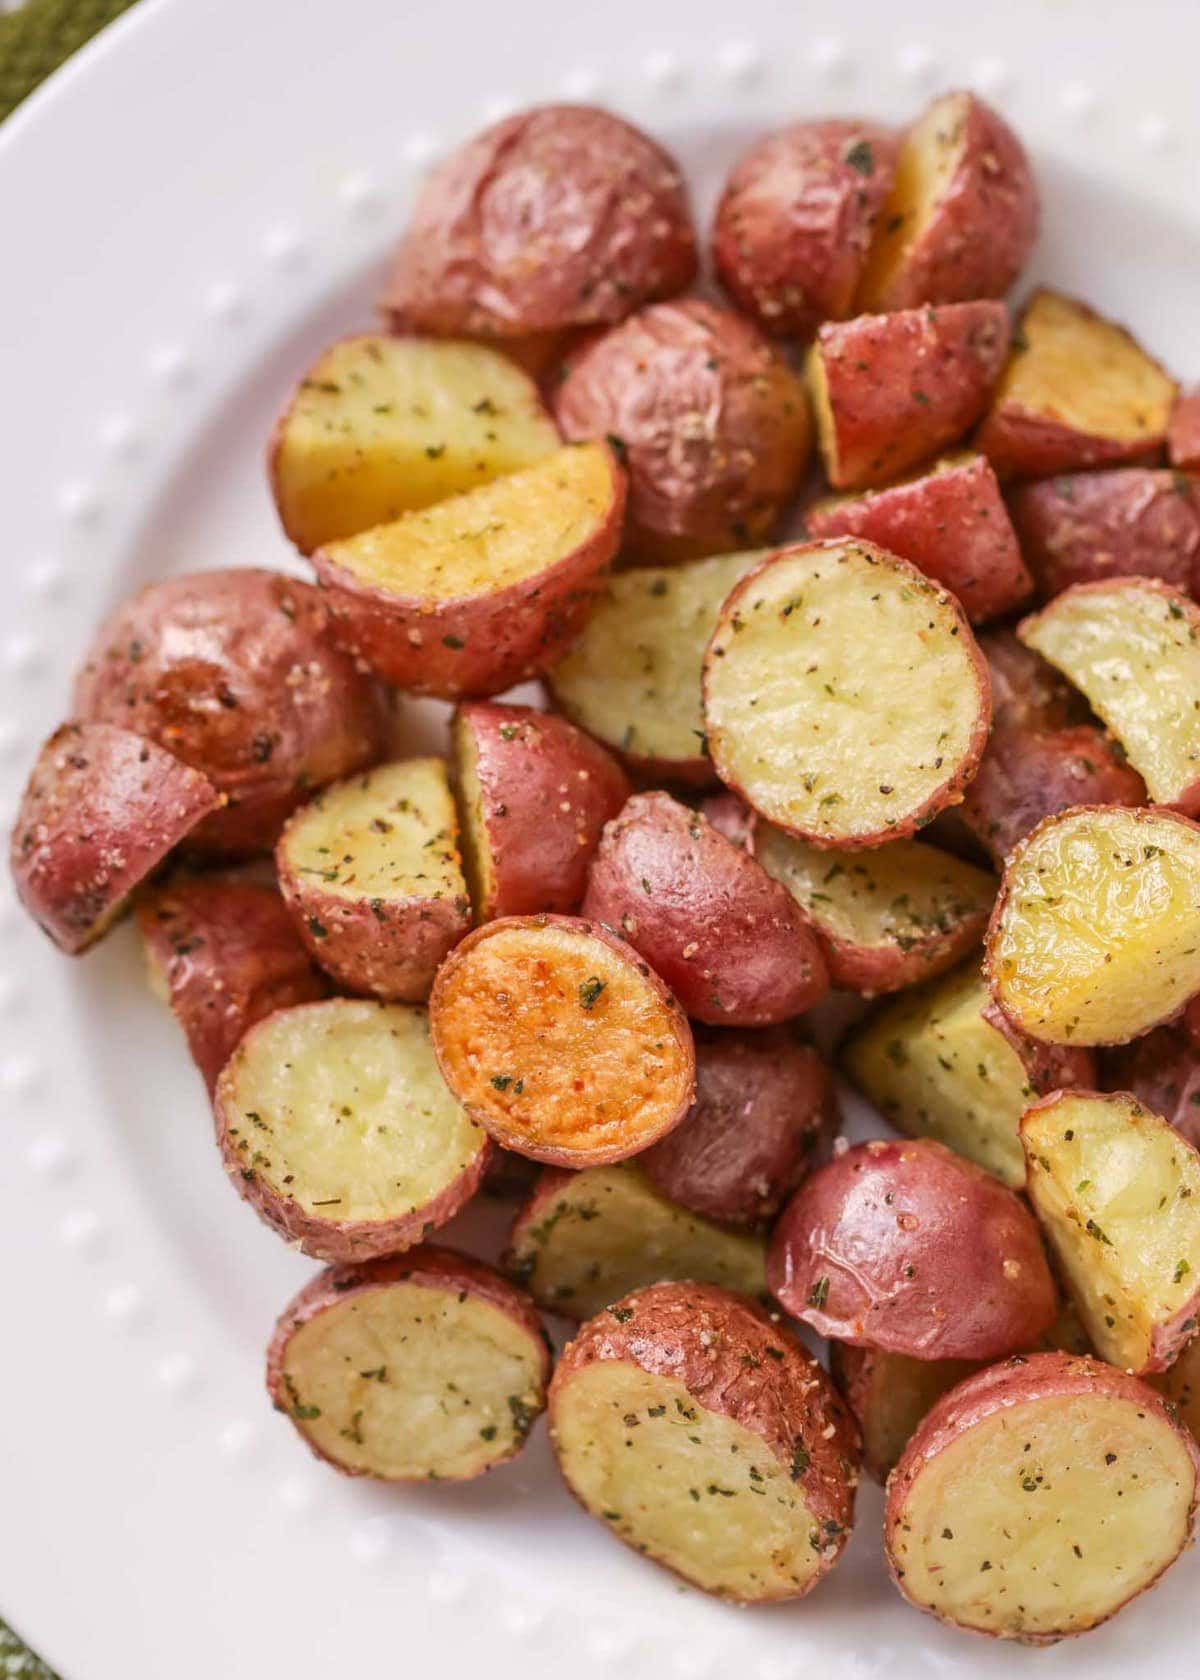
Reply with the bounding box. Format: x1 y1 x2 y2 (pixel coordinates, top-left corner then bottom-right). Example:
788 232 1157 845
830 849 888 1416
886 1353 1200 1642
703 541 991 848
549 1281 860 1601
768 1137 1057 1358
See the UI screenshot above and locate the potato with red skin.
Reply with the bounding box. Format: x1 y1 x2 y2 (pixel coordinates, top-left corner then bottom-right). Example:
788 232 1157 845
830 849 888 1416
73 569 387 857
9 722 219 954
452 702 631 921
549 1281 860 1603
380 105 696 341
831 1344 978 1483
137 875 327 1090
582 791 828 1026
885 1353 1200 1642
805 453 1030 623
1102 1026 1200 1149
977 628 1085 734
712 119 899 339
554 299 811 563
1009 468 1200 599
267 1246 549 1481
637 1029 838 1227
856 90 1039 313
768 1138 1057 1359
961 723 1146 867
1169 387 1200 471
806 300 1010 491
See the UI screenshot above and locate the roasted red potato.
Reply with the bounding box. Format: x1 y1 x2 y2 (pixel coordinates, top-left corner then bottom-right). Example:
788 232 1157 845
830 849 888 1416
806 300 1009 491
137 875 327 1090
380 105 696 340
1009 467 1200 600
711 119 899 339
1022 1089 1200 1373
215 998 490 1261
546 548 763 783
312 441 623 699
856 90 1038 313
805 453 1030 623
843 961 1094 1187
73 569 387 856
452 702 631 920
637 1029 838 1227
886 1353 1200 1641
581 791 828 1026
267 1246 549 1481
768 1137 1057 1358
1168 386 1200 471
986 806 1200 1046
831 1344 978 1483
1102 1024 1200 1150
276 757 471 1000
549 1281 860 1602
429 914 694 1165
1019 578 1200 813
976 290 1178 480
268 335 561 554
703 541 991 847
978 628 1085 734
1158 1334 1200 1442
553 298 811 562
10 722 218 953
505 1164 767 1319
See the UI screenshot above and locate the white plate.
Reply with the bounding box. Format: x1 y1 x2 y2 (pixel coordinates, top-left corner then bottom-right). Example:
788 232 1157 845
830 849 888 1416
2 1 1198 1675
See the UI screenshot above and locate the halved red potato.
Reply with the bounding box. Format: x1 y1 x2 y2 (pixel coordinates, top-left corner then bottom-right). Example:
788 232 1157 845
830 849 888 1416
380 105 696 339
986 806 1200 1046
215 998 490 1261
312 442 623 698
831 1344 978 1482
703 541 991 847
1019 579 1200 813
581 791 828 1026
429 914 694 1166
137 875 327 1090
1009 468 1200 600
546 549 764 784
976 290 1178 480
549 1281 860 1602
1168 387 1200 471
10 722 218 954
856 91 1038 312
805 453 1030 623
711 119 899 339
755 822 994 994
637 1030 837 1228
961 722 1146 867
268 335 561 554
276 757 470 1000
452 702 630 921
768 1137 1057 1357
267 1246 549 1480
505 1164 767 1319
1022 1089 1200 1373
885 1352 1200 1641
73 569 388 856
978 628 1086 734
1157 1334 1200 1441
1101 1025 1200 1150
553 299 811 562
806 301 1010 491
842 962 1095 1187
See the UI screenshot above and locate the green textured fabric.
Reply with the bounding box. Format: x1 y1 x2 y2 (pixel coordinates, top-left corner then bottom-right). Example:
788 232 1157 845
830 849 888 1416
0 0 137 121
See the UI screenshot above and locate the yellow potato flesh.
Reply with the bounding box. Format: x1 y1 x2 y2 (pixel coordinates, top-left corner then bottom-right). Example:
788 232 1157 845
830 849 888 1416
856 91 965 311
450 714 495 919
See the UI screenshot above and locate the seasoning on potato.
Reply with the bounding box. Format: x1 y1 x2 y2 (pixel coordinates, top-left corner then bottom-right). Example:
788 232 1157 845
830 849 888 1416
1157 1332 1200 1442
429 914 694 1166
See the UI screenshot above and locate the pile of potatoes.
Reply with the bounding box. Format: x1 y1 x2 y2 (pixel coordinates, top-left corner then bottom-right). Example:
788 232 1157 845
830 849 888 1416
12 89 1200 1646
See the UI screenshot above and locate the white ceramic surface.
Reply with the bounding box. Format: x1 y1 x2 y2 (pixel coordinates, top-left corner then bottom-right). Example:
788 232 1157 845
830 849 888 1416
1 1 1198 1675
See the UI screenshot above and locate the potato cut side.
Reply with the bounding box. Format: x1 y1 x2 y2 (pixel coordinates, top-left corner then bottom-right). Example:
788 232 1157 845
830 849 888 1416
1021 1090 1200 1372
855 92 965 310
887 1356 1200 1640
506 1165 766 1319
270 334 560 552
755 823 994 993
703 542 990 846
1019 580 1200 811
547 549 764 778
429 915 694 1165
216 999 488 1260
986 806 1200 1045
317 442 614 600
1157 1334 1200 1441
